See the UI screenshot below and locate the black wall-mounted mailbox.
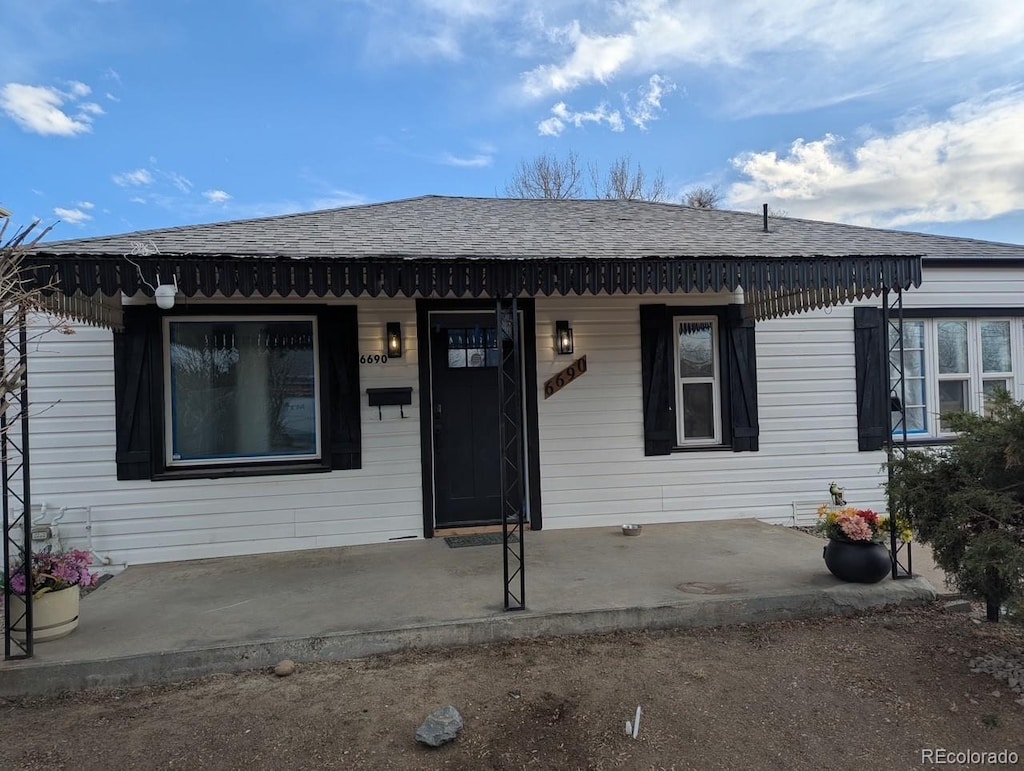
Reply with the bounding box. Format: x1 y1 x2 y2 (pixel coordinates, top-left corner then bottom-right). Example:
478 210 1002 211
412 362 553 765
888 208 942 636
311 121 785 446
366 387 413 419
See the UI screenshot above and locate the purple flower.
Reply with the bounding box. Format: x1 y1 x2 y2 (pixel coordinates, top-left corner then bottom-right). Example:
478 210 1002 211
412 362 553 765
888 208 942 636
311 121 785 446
2 547 99 598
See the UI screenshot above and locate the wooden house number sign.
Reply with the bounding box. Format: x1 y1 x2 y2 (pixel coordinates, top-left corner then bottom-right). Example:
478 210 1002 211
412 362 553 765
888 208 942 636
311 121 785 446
543 355 587 399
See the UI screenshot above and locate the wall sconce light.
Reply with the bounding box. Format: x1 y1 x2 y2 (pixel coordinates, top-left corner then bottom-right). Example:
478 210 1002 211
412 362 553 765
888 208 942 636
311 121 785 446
386 321 402 358
555 320 574 355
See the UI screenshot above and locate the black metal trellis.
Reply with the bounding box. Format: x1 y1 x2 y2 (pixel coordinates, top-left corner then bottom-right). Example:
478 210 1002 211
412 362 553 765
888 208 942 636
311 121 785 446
2 307 33 658
497 297 526 611
882 288 913 579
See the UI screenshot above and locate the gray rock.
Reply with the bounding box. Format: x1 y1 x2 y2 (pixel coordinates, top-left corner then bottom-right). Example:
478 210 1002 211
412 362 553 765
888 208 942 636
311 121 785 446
415 706 464 747
943 599 973 613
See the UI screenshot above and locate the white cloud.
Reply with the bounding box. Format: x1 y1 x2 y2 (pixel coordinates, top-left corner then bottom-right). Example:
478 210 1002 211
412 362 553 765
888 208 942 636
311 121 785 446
66 80 91 98
310 191 367 210
524 21 635 98
166 172 193 193
0 83 93 136
129 197 146 204
624 73 675 129
518 1 1024 116
419 0 502 19
202 189 232 204
113 168 154 187
727 89 1024 228
440 152 493 168
537 115 564 137
54 206 92 225
76 201 95 210
105 92 120 102
77 102 105 116
537 100 624 136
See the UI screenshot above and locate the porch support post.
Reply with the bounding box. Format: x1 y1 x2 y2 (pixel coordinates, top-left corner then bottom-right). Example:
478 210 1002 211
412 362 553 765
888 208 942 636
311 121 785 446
497 296 526 611
882 287 913 579
3 305 33 658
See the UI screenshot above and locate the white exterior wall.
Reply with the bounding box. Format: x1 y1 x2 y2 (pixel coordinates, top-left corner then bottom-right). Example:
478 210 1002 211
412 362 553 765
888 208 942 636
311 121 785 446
24 264 1024 565
26 297 424 566
535 295 885 529
903 265 1024 309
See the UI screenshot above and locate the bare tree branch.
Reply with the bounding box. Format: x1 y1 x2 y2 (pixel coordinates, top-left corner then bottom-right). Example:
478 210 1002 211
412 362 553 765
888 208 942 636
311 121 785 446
507 151 668 201
591 155 667 202
1 217 72 430
683 185 721 209
504 151 584 199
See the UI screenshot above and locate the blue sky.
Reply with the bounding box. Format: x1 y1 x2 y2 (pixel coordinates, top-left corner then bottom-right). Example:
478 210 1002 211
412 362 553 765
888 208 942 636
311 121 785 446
2 0 1024 244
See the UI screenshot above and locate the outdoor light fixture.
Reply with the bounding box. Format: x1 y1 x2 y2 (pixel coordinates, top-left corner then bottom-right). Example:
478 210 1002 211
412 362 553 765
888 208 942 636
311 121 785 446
124 252 178 310
154 276 179 310
386 321 402 358
555 320 574 355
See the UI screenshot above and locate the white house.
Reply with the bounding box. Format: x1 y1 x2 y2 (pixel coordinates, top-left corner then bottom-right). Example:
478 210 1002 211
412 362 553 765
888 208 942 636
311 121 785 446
15 196 1024 567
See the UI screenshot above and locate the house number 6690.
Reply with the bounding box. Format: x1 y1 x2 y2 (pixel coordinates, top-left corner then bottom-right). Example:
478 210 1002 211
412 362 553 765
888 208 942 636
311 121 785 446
359 354 389 365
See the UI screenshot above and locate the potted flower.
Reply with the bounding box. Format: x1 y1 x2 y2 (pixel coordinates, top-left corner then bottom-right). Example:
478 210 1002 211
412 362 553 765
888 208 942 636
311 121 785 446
2 548 99 642
816 506 893 583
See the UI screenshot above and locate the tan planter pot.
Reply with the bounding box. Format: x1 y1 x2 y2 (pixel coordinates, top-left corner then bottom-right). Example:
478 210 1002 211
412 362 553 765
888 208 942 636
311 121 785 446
9 585 81 642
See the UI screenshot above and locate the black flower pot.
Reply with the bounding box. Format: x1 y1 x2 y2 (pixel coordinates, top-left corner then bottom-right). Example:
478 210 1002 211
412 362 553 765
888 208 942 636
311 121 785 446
823 539 892 583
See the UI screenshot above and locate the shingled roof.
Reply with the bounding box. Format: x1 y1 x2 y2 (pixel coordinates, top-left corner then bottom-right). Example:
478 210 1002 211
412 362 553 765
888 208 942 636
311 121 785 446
25 195 1024 329
35 195 1024 261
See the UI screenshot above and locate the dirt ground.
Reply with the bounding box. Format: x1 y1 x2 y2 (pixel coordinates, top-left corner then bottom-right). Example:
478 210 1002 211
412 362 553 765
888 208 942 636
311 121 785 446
2 605 1023 771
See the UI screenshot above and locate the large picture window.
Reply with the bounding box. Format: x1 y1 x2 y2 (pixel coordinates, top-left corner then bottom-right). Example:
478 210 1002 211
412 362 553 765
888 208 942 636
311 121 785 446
114 304 360 481
165 317 321 465
888 317 1022 437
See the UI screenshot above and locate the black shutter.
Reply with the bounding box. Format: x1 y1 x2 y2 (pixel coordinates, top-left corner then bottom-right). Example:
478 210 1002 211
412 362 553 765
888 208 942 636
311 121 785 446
113 306 159 480
854 306 888 451
639 304 674 456
725 305 759 452
322 306 362 469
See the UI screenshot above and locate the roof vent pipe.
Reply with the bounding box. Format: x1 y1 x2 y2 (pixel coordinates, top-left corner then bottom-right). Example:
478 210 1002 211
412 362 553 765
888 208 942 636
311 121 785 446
763 203 769 233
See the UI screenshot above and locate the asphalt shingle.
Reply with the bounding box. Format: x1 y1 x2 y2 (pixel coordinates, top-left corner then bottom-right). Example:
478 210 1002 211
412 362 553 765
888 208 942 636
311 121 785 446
34 195 1024 261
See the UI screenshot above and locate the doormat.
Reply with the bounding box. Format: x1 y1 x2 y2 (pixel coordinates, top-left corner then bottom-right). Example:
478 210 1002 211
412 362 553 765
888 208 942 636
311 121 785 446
444 533 519 548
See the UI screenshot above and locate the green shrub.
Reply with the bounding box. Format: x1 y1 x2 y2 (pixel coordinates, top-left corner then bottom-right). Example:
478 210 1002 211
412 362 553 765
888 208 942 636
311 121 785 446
888 391 1024 621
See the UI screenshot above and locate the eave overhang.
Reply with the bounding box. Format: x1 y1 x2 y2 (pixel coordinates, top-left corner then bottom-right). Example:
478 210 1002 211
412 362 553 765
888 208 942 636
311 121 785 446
22 252 923 329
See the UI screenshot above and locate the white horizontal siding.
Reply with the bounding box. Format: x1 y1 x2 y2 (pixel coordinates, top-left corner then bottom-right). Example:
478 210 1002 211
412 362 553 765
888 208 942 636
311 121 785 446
534 297 887 530
907 266 1024 308
26 260 1022 566
24 298 424 566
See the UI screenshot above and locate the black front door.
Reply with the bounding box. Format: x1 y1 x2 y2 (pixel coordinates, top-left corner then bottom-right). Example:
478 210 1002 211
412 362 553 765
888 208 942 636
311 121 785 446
430 313 501 527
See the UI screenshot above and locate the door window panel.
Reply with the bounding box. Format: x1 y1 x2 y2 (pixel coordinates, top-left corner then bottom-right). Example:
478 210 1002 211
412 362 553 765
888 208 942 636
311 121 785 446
447 327 497 368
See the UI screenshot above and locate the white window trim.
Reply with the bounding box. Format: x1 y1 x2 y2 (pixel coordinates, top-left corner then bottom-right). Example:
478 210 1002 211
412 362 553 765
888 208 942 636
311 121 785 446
673 315 722 446
163 315 322 467
896 317 1022 439
933 320 971 434
977 319 1018 416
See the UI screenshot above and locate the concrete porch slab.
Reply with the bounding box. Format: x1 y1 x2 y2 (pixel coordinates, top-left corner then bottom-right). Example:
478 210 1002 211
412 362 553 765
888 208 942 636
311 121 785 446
1 520 936 697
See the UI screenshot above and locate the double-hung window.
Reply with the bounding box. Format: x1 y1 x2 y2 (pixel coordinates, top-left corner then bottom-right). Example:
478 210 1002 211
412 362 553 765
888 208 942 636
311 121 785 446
888 317 1021 438
165 316 321 466
640 304 759 455
674 317 721 445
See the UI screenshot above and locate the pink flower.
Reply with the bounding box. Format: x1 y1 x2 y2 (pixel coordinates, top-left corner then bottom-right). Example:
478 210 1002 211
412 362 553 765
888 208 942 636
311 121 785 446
838 515 873 542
